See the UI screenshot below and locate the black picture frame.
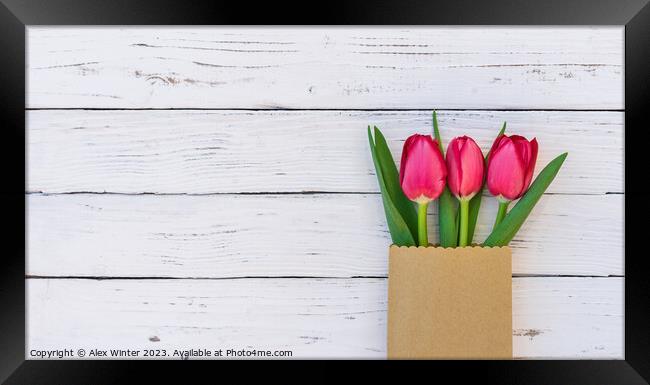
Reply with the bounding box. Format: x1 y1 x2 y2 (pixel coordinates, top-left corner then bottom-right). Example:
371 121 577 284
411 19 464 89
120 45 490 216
1 0 648 383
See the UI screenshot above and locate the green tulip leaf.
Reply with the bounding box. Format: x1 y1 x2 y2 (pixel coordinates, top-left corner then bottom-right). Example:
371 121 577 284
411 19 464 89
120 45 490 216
483 152 568 246
432 110 445 154
439 188 458 247
433 111 458 247
368 126 417 246
372 126 419 240
467 121 506 243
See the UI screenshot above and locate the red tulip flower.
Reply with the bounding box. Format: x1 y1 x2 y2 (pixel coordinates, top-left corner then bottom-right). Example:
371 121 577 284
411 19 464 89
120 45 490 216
487 134 539 228
445 136 484 246
399 134 447 246
399 134 447 203
487 134 538 201
446 136 485 201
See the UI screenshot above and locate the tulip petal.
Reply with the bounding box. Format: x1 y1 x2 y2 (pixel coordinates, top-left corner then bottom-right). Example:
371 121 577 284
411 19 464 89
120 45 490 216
524 138 539 190
510 135 538 196
446 138 463 198
511 137 531 194
488 134 506 163
458 138 484 197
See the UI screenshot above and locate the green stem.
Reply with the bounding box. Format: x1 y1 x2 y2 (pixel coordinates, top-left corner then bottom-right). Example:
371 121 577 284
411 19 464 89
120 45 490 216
417 202 429 247
459 199 469 247
493 201 510 230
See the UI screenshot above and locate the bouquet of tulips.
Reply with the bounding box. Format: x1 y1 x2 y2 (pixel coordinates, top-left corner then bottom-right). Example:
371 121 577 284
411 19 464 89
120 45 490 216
368 111 567 247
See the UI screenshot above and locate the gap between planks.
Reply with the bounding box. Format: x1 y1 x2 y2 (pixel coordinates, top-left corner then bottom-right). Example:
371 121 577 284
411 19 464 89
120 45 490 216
25 275 624 280
26 191 623 196
25 108 625 112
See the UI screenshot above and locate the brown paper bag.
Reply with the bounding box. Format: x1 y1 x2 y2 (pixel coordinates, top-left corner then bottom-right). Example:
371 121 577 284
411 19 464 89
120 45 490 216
387 245 512 359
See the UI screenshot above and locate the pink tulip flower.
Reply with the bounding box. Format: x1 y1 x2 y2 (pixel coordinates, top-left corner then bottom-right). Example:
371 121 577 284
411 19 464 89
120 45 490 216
399 134 447 247
446 136 485 201
487 134 539 202
399 134 447 204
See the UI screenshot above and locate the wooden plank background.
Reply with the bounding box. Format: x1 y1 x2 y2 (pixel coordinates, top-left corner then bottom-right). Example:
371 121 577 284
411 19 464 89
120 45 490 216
27 27 623 109
26 27 624 359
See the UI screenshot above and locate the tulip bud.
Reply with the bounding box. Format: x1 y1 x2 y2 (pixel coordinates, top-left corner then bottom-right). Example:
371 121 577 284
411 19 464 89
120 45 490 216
445 136 485 201
487 134 539 202
399 134 447 247
399 134 447 204
444 136 484 247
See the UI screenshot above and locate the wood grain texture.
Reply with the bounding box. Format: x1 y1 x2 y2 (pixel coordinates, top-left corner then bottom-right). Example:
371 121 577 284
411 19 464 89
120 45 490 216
27 27 623 109
26 277 623 359
27 193 623 277
27 110 623 194
26 27 625 359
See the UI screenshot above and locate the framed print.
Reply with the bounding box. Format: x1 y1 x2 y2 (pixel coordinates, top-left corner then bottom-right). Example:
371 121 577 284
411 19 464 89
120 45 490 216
1 0 649 383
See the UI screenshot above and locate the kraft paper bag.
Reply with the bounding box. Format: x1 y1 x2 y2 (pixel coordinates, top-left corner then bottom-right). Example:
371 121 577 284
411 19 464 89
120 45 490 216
387 245 512 359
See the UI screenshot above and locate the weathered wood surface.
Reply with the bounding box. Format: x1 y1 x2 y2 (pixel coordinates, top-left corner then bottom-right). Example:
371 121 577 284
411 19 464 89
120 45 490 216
26 27 625 359
27 193 623 277
26 277 623 359
27 27 623 109
26 110 623 194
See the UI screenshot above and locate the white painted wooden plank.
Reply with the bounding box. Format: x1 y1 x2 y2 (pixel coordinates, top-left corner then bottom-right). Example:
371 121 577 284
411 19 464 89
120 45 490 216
26 27 623 109
26 277 623 359
511 277 623 359
27 193 623 277
26 110 623 195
